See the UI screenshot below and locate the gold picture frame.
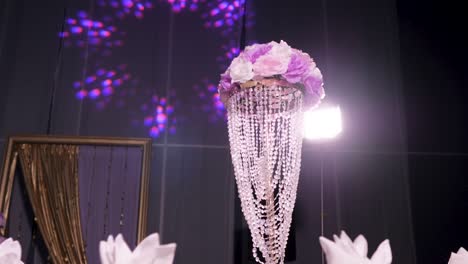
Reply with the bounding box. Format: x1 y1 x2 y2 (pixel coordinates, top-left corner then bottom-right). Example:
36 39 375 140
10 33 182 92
0 135 151 243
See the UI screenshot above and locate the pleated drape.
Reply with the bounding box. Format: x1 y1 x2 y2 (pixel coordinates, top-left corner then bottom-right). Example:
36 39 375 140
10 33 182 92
16 143 87 264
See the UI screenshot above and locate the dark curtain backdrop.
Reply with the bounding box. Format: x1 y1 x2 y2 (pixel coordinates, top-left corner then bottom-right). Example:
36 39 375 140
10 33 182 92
397 1 468 263
7 169 51 263
0 0 441 263
79 145 143 263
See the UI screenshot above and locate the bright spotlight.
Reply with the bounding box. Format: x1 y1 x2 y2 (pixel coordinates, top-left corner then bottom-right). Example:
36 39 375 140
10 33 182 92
303 106 342 140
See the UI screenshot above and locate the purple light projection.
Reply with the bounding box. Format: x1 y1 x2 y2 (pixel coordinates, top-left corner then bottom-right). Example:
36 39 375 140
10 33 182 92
73 65 133 109
164 0 203 13
140 94 178 138
59 11 124 55
195 1 255 123
216 39 241 70
97 0 154 19
61 0 254 137
201 0 254 36
193 79 226 122
216 39 259 72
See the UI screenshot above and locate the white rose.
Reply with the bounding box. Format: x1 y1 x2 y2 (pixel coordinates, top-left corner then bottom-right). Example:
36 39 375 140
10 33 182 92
269 40 292 59
229 56 254 83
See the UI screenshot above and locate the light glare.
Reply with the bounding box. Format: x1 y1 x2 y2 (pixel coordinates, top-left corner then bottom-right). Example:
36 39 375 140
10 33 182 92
303 106 342 140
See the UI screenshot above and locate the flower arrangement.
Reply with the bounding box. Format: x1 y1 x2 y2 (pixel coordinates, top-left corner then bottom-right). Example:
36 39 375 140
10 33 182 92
218 40 325 108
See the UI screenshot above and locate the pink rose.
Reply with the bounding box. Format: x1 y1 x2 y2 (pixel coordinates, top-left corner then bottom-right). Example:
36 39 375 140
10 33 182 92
253 40 292 77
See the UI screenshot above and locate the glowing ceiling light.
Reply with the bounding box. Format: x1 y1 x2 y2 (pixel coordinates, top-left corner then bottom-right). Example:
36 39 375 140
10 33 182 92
303 106 342 140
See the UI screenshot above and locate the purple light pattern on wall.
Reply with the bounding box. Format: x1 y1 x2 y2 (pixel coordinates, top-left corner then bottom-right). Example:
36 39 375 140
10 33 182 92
59 11 124 55
201 0 254 35
164 0 203 12
194 79 226 122
141 94 177 138
97 0 154 19
73 65 133 109
216 39 240 70
62 0 254 136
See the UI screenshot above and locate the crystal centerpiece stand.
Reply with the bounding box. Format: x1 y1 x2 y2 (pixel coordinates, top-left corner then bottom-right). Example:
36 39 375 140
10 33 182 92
226 79 304 264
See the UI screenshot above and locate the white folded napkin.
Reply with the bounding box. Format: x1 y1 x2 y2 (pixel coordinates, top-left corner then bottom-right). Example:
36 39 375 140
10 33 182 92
100 233 176 264
448 247 468 264
0 238 24 264
319 231 392 264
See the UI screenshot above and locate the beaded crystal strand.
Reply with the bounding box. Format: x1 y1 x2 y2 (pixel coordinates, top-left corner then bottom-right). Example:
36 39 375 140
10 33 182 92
227 83 303 264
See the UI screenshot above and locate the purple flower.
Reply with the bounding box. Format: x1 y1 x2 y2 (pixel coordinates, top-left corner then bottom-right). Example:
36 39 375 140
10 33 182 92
302 67 325 108
244 43 272 63
303 67 323 95
284 50 314 83
219 71 232 91
304 85 325 108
